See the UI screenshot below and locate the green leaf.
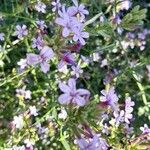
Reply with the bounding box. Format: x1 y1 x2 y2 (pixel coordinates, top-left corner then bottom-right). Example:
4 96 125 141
121 6 147 31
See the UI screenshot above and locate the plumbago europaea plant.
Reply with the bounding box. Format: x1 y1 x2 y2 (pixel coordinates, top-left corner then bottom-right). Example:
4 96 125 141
0 0 150 149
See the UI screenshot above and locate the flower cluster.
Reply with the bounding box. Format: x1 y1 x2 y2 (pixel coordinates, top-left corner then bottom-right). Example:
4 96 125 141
0 0 150 149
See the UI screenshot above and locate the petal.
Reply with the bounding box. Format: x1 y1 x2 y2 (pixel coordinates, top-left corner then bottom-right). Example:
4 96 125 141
79 37 85 45
62 27 70 37
27 53 40 65
58 60 66 69
81 32 89 38
55 18 66 26
59 82 70 93
58 94 71 105
75 95 86 106
67 7 77 16
77 89 90 96
40 46 54 60
72 0 78 6
22 25 27 30
16 25 21 30
68 78 76 91
40 62 50 73
73 34 79 42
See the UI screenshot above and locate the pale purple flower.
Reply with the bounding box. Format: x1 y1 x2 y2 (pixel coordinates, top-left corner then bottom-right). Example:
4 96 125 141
100 87 119 111
72 24 89 45
140 124 150 134
13 115 24 129
58 109 67 120
125 124 134 135
35 1 46 13
29 106 38 116
27 46 54 73
102 123 109 135
71 65 83 78
16 88 31 100
58 52 76 69
32 36 44 50
51 0 62 12
0 33 4 41
77 135 108 150
55 6 78 37
113 110 124 127
117 0 132 11
36 20 47 30
124 97 135 124
24 139 34 150
58 78 90 106
100 59 108 68
12 145 25 150
14 25 28 39
17 59 28 70
36 124 49 139
67 0 89 22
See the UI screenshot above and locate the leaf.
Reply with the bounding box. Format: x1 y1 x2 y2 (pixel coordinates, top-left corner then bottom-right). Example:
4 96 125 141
121 6 147 31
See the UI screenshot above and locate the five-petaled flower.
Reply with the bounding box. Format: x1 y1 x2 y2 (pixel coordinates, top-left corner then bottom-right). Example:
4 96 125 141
14 25 28 39
100 87 119 111
27 46 54 73
58 78 90 106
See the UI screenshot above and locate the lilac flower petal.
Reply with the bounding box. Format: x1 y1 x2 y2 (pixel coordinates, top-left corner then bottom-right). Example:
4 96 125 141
62 27 70 37
77 89 90 96
40 46 54 60
40 62 50 73
27 54 40 65
81 32 89 38
58 94 71 104
67 6 77 16
59 82 70 93
75 95 86 106
58 60 66 69
68 78 76 91
55 18 66 26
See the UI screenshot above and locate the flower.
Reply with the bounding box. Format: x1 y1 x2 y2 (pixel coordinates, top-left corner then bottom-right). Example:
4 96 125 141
55 6 78 37
67 0 89 22
14 25 28 39
113 110 124 127
35 1 46 13
58 52 76 69
27 46 54 73
77 135 108 150
72 24 89 45
100 87 119 111
32 36 44 50
13 115 24 129
58 108 67 120
51 0 62 12
58 78 90 106
117 0 132 12
140 124 150 134
16 88 31 100
71 65 83 78
100 59 108 68
124 97 135 124
29 106 38 116
17 59 28 70
24 139 34 149
12 145 25 150
0 33 5 41
36 20 47 30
